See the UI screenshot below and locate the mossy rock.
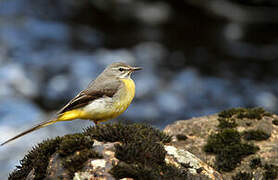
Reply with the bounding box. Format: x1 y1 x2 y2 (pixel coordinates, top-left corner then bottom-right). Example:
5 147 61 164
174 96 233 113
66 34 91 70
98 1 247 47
242 130 270 141
9 123 200 180
9 134 101 180
164 107 278 180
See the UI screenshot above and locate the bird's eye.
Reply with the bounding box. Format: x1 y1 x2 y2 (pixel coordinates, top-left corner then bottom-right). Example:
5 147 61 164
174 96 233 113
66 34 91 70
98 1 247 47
119 68 124 72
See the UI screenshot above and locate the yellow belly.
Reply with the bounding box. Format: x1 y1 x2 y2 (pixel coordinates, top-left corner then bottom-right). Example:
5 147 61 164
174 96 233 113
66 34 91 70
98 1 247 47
57 78 135 122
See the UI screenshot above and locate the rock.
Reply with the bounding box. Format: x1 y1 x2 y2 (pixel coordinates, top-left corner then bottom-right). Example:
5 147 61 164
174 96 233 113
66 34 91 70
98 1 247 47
164 108 278 180
8 123 222 180
164 145 222 180
73 141 119 180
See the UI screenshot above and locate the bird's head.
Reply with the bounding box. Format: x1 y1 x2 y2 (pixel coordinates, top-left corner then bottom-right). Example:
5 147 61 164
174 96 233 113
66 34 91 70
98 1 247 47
104 62 142 79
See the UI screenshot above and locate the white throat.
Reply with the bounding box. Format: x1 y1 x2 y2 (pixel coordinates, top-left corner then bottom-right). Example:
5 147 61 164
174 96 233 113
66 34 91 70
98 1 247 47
119 72 131 79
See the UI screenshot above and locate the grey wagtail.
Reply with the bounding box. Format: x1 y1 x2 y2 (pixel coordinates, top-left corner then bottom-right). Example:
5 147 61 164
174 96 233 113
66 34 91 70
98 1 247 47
1 62 142 146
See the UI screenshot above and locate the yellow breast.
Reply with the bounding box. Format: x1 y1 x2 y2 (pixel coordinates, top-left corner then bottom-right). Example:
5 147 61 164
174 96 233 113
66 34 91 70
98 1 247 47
121 78 136 100
112 78 136 117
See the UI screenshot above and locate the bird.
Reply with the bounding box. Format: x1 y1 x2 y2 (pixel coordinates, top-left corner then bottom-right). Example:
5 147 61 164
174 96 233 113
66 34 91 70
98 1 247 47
1 62 142 146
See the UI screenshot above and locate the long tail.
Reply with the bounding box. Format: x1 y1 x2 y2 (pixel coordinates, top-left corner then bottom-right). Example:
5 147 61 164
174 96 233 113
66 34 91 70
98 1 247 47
1 119 58 146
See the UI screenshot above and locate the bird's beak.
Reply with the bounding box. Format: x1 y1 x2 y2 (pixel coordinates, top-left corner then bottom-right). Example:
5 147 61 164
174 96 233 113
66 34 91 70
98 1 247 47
130 66 142 72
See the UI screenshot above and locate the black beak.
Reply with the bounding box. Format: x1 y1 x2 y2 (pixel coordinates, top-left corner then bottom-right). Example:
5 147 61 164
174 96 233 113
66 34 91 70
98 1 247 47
130 67 142 71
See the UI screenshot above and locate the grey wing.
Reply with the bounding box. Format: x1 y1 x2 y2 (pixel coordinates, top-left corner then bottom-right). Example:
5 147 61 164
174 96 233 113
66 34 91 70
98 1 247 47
57 79 122 115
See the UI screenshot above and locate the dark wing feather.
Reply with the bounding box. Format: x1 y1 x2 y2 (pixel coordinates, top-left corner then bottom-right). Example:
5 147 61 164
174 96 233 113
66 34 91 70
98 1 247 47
57 79 122 115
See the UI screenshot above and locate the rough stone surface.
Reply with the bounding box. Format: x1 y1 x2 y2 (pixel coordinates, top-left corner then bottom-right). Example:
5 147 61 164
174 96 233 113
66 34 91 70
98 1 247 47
164 112 278 180
165 145 223 180
10 123 222 180
72 141 222 180
73 141 119 180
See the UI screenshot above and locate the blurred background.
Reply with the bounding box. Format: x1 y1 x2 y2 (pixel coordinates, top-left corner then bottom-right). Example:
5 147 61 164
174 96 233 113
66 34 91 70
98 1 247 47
1 0 278 178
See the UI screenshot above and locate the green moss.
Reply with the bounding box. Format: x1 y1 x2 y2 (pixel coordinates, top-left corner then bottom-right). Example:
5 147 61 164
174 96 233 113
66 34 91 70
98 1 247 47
110 161 188 179
176 134 188 141
110 162 155 179
219 108 243 118
58 133 94 156
263 164 278 180
9 137 62 180
219 107 271 120
218 117 237 129
232 171 253 180
84 123 188 179
9 131 100 180
58 133 101 177
236 107 271 120
204 129 241 153
249 157 262 169
84 123 171 144
62 148 102 177
204 129 259 172
115 141 165 165
217 107 272 130
272 119 278 126
242 130 270 141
